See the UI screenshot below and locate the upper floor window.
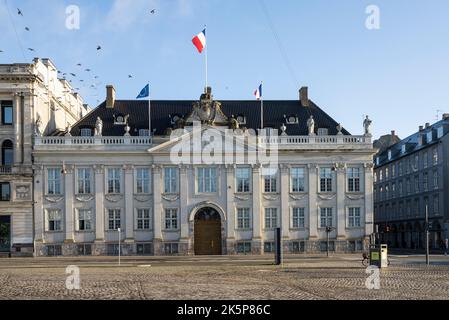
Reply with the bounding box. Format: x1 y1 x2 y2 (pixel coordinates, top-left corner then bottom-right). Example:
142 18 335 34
437 127 444 139
264 172 277 193
236 167 250 193
385 167 389 179
347 168 360 192
320 207 333 228
413 155 419 170
427 131 433 143
347 207 361 228
80 128 92 137
291 167 305 192
77 168 92 194
1 101 13 125
47 168 61 195
423 172 429 191
197 167 217 193
423 151 428 169
317 128 329 136
391 164 396 177
139 129 150 137
1 140 13 166
164 167 178 193
77 209 92 231
433 196 439 215
237 208 251 230
108 209 121 230
398 161 403 176
432 148 438 165
292 207 305 229
264 208 278 229
433 170 438 189
379 169 383 181
165 208 178 230
319 168 333 192
136 168 150 194
136 208 151 230
0 183 10 201
46 209 62 231
107 168 121 194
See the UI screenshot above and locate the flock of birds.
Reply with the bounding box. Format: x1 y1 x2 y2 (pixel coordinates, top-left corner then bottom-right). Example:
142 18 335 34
1 7 157 104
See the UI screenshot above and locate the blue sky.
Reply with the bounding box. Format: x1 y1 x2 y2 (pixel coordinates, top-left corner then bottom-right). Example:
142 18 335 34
1 0 449 139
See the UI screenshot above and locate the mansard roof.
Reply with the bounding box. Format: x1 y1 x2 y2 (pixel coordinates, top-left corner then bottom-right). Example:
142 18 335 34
65 93 351 137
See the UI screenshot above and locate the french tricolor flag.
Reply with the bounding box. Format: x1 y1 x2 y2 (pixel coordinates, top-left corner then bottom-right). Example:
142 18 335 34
254 83 263 100
192 28 206 54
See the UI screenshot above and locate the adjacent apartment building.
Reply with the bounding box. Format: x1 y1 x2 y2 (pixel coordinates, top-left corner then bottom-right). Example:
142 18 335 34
32 85 376 256
374 116 449 251
0 58 90 256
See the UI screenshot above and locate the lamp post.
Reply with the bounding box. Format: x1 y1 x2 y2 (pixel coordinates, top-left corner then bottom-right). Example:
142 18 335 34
425 205 429 266
325 226 335 257
118 227 121 266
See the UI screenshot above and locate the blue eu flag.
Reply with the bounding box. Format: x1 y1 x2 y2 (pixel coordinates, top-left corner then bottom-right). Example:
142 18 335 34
136 84 150 99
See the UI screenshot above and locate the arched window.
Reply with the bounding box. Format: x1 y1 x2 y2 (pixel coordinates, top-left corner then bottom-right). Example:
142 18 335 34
1 140 13 166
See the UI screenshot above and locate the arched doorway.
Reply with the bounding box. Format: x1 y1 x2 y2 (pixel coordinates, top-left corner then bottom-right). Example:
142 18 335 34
194 207 222 255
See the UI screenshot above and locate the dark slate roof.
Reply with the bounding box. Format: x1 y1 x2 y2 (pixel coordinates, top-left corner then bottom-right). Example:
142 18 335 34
375 119 449 167
67 99 351 137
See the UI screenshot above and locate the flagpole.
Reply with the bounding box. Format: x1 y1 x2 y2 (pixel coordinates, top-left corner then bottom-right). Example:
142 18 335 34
148 82 152 138
261 81 264 130
205 25 208 91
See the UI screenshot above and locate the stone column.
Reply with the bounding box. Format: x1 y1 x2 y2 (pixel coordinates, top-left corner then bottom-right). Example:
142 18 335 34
280 165 290 240
251 164 262 254
308 164 318 240
64 165 75 248
33 165 45 256
94 165 105 253
124 165 134 246
179 165 190 254
13 94 21 165
364 163 374 242
226 165 235 254
152 165 163 254
336 163 346 240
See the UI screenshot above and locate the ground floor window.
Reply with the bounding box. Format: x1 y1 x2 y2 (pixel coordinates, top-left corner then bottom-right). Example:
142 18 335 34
164 243 178 255
47 245 62 256
136 243 153 255
264 242 274 253
236 242 252 254
289 241 305 253
107 244 119 256
77 244 92 256
320 241 335 252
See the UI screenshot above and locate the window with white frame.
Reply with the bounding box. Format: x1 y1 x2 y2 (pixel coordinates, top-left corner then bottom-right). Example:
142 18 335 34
292 207 305 229
291 167 305 192
437 127 444 139
236 167 250 193
423 172 429 191
164 167 178 193
107 168 121 194
165 209 178 230
264 208 278 229
136 208 151 230
80 128 92 137
77 209 92 231
433 170 438 189
264 173 277 193
348 207 361 228
319 168 333 192
136 168 150 194
432 147 438 165
77 168 92 194
46 209 62 231
47 168 61 195
423 151 428 169
320 208 333 228
108 209 121 230
237 208 251 230
197 167 217 193
347 168 360 192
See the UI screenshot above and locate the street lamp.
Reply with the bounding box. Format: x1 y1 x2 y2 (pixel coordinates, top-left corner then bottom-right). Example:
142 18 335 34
425 205 429 266
325 226 335 257
118 227 121 266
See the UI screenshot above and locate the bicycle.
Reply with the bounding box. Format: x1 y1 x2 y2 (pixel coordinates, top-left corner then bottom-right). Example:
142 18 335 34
362 252 369 267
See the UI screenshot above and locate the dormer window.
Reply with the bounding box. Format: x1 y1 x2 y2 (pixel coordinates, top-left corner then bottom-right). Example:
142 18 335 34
437 127 444 139
317 128 329 136
376 157 380 166
236 115 246 125
170 114 182 125
388 150 392 160
401 145 406 154
139 129 150 137
427 131 433 143
113 114 129 125
80 128 92 137
286 115 298 124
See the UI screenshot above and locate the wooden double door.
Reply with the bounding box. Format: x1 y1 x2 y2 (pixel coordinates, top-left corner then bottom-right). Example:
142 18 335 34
0 216 11 252
194 208 222 255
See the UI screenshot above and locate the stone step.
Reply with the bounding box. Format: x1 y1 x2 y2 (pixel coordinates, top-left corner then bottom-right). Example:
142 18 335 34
0 252 11 258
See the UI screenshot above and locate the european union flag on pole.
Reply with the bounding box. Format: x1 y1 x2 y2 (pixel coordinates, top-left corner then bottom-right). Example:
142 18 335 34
136 84 150 99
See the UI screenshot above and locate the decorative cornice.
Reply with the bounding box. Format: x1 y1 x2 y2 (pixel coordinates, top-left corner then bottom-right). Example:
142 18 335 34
317 193 336 200
134 195 152 202
346 194 365 201
76 195 94 202
45 196 64 203
263 194 279 201
105 194 123 203
162 194 179 202
234 194 250 201
289 193 308 201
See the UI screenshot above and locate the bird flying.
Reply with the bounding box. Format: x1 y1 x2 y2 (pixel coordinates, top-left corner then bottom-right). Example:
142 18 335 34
27 48 35 51
150 9 155 14
17 8 23 16
25 27 30 31
70 73 76 77
96 45 102 50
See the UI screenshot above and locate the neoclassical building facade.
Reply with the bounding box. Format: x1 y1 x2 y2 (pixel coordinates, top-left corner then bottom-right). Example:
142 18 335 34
32 86 375 256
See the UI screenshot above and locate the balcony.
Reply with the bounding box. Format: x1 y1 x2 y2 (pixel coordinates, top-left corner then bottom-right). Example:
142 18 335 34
0 166 12 175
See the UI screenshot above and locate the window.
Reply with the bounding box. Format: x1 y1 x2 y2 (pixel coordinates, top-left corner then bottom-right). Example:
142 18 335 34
348 207 361 228
391 164 396 177
1 140 13 166
292 207 305 229
236 167 250 193
432 148 438 165
47 209 62 231
320 168 333 192
197 167 217 193
164 167 178 193
77 168 91 194
264 173 277 193
136 168 150 194
427 131 433 143
264 242 275 253
80 128 92 137
77 209 92 231
392 183 396 197
398 181 403 197
291 167 305 192
264 208 278 229
1 101 13 125
137 209 151 230
136 243 153 255
107 244 120 256
290 241 305 253
398 161 403 176
385 167 389 179
347 168 360 192
236 242 251 254
320 208 333 228
0 183 10 201
423 152 428 169
47 168 61 195
433 196 439 216
423 172 428 191
107 168 121 194
385 184 389 199
379 170 383 181
406 179 411 195
317 128 329 136
237 208 251 230
139 129 150 137
108 209 121 230
165 209 178 230
437 127 444 138
433 170 438 189
414 175 419 193
164 243 178 255
77 244 92 256
320 241 335 252
47 245 62 256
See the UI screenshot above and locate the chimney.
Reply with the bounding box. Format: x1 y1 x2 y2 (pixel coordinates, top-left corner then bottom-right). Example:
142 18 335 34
106 85 116 109
443 113 449 120
425 122 430 129
300 86 309 107
391 130 395 136
419 125 423 131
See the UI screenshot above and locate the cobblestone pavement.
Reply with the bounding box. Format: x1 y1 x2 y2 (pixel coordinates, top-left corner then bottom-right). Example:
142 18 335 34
0 257 448 300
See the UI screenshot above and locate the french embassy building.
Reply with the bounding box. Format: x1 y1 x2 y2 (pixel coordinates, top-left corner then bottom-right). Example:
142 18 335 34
31 83 376 256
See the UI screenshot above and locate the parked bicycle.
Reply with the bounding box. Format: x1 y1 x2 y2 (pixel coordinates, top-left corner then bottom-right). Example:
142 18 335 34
362 252 369 267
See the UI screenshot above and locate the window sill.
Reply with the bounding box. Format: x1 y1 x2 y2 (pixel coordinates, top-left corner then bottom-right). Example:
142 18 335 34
75 230 94 233
290 191 307 195
263 228 279 231
135 229 153 232
163 229 180 233
235 228 252 232
289 228 307 231
45 231 64 234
